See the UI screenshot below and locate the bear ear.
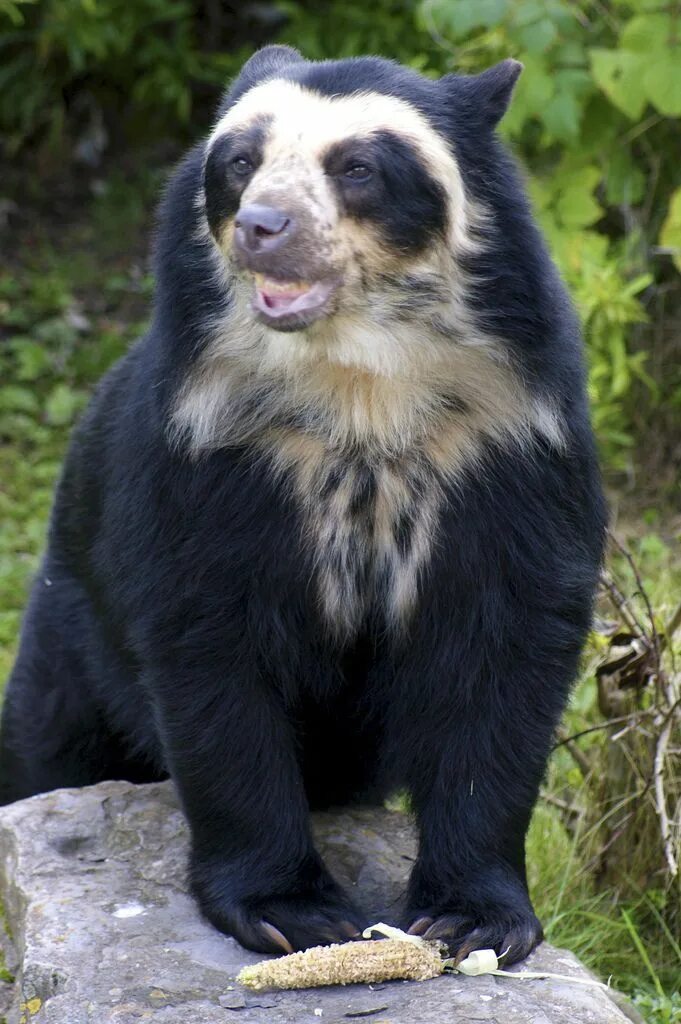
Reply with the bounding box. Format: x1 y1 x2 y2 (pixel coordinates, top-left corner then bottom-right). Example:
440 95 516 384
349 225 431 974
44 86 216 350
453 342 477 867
217 45 305 116
237 45 305 85
443 59 523 127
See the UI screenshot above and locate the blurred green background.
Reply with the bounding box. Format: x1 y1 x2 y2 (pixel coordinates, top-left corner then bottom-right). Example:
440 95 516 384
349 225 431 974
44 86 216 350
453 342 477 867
0 2 680 1021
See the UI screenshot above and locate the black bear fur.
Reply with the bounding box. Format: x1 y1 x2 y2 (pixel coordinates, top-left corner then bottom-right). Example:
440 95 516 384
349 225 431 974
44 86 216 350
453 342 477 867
0 47 606 964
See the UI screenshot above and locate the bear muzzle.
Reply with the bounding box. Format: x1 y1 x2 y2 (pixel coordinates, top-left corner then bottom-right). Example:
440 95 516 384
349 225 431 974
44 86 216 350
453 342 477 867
233 201 342 331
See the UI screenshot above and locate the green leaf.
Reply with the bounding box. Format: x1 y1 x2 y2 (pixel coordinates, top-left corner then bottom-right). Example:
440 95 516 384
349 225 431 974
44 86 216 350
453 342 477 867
552 40 586 66
621 273 653 297
590 49 648 120
615 0 674 9
515 17 557 54
604 150 646 206
509 0 546 27
578 94 624 153
432 0 507 37
0 385 39 414
11 339 52 381
554 69 593 100
44 384 82 426
619 14 674 53
554 166 604 228
643 55 681 116
541 90 581 142
556 189 603 228
659 187 681 273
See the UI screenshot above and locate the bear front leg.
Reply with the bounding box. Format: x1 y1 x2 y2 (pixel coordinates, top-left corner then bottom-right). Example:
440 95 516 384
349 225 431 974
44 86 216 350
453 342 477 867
148 654 365 953
401 705 548 965
393 627 578 966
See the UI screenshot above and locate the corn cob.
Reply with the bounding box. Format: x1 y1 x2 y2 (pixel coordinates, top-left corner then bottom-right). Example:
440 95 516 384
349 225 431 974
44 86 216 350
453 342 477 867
237 929 610 993
237 937 444 991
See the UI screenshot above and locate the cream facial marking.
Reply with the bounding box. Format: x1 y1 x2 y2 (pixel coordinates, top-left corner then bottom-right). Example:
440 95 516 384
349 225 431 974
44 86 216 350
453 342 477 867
201 83 491 348
207 78 476 258
202 77 494 338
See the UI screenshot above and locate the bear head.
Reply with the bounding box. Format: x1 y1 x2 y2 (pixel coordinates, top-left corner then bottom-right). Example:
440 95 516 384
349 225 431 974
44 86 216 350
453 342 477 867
201 46 521 335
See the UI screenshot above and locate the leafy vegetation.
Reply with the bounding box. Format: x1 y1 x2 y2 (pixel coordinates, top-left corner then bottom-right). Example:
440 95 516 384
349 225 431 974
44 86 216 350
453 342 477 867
0 171 156 681
1 2 680 1022
3 0 678 477
0 0 251 151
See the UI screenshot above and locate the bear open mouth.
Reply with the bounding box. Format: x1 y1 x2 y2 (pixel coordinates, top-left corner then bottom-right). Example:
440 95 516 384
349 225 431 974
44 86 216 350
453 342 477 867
252 274 339 329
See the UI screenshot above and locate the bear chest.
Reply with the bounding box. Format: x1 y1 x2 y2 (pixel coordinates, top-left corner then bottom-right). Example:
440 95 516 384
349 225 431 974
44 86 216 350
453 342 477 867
293 452 443 635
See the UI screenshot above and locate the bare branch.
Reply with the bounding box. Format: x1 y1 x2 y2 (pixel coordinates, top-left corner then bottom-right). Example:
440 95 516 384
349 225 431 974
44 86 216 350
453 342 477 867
555 725 593 778
553 712 650 749
653 708 679 878
608 531 662 669
600 568 645 635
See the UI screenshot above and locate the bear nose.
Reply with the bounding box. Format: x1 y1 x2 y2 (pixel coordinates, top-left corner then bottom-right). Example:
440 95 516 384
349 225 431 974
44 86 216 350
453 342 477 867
234 204 292 255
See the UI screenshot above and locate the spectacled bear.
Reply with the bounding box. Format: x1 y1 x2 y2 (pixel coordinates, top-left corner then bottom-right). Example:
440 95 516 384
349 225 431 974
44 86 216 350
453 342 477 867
0 46 606 965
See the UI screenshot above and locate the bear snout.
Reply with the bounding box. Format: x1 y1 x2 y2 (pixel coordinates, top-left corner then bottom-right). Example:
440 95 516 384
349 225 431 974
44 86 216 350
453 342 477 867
234 203 293 256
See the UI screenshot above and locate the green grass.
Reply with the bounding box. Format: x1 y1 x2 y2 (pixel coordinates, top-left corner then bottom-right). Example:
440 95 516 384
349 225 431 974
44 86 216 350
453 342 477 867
528 802 681 1022
526 535 681 1023
1 168 680 1024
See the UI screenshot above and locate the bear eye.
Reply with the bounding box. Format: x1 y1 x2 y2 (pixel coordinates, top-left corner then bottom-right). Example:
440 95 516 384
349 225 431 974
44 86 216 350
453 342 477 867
232 156 253 177
344 163 373 181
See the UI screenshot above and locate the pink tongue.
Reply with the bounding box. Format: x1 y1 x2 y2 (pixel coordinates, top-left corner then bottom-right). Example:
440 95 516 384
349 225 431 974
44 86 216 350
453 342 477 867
253 279 336 320
261 291 305 311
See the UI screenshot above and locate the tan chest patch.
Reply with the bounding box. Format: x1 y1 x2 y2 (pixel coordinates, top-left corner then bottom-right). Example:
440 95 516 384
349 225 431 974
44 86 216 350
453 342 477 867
172 297 564 638
266 430 443 636
174 331 563 637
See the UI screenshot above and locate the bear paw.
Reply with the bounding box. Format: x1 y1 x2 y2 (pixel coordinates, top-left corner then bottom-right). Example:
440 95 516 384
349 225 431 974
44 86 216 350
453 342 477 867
192 860 366 954
404 907 543 967
210 894 365 953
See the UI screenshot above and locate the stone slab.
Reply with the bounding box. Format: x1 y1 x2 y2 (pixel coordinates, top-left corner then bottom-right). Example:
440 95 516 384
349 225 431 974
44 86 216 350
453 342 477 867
0 781 635 1023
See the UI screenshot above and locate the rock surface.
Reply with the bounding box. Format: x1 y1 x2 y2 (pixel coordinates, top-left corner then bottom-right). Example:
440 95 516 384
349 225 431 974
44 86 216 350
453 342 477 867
0 780 635 1024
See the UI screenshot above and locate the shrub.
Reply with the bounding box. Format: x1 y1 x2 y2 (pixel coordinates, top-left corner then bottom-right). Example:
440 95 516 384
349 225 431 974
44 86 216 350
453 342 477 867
412 0 681 475
2 1 679 477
